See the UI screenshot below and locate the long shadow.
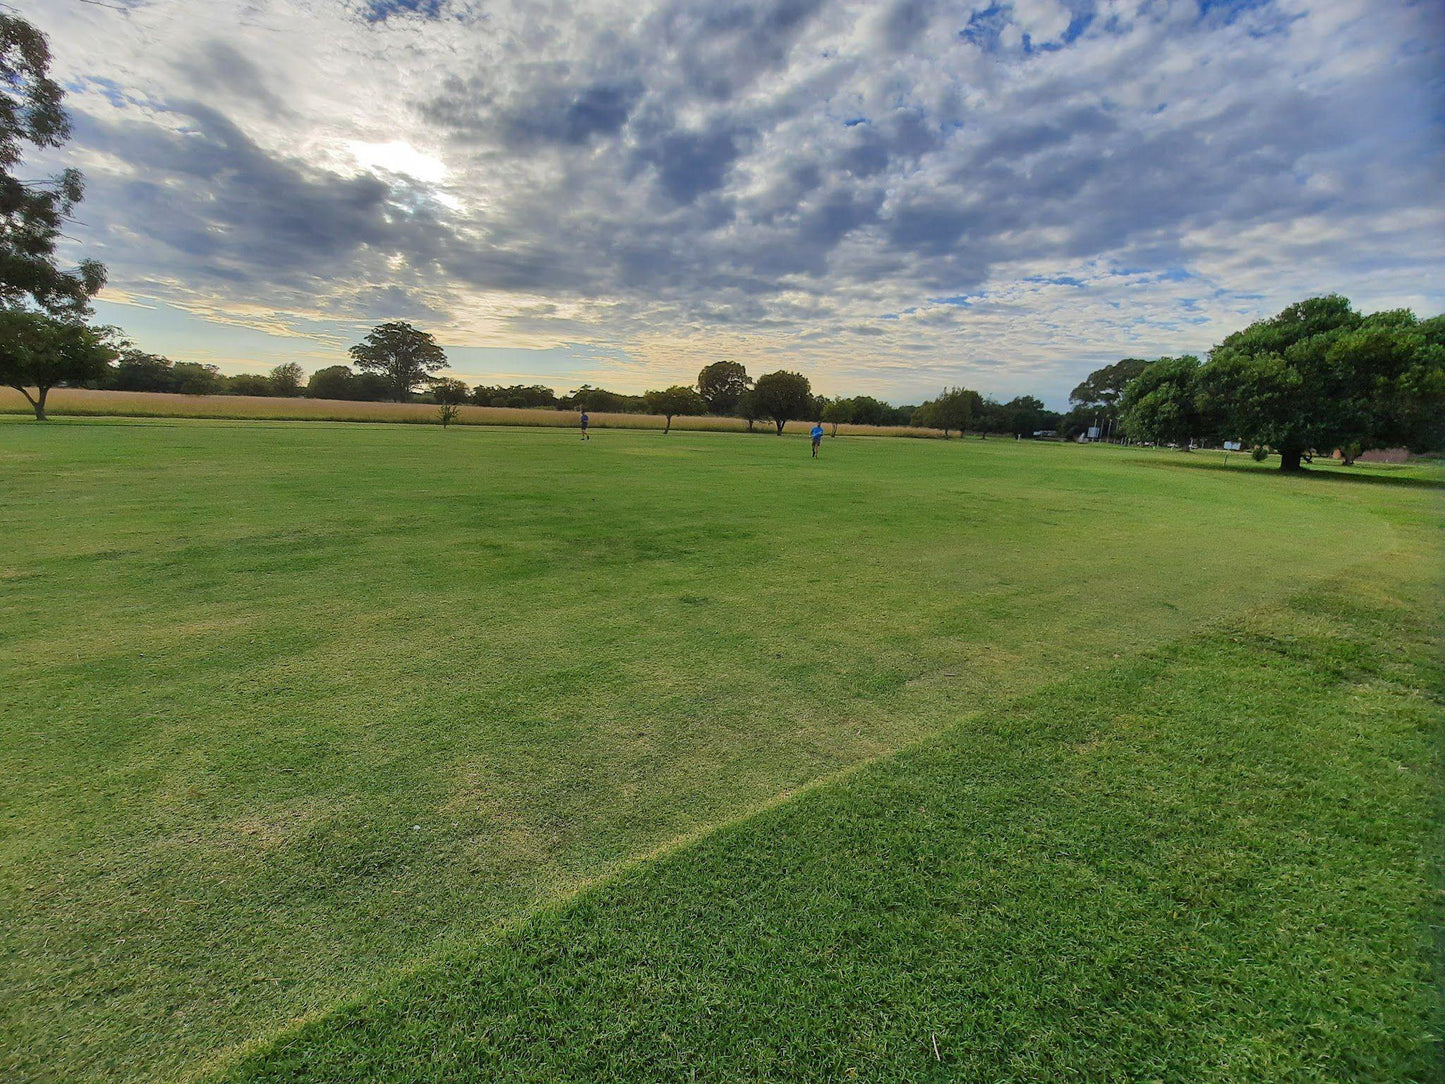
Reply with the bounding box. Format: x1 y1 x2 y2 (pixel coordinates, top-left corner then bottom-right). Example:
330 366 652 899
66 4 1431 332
1139 452 1445 491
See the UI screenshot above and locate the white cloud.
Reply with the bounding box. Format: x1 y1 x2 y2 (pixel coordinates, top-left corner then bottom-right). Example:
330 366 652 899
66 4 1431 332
15 0 1444 404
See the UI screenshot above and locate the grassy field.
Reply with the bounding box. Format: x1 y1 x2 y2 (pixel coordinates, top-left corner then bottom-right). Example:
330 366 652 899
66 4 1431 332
1 418 1439 1082
0 386 939 437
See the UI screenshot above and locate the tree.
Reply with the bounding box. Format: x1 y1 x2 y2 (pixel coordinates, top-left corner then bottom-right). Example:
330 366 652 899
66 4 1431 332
821 397 852 436
0 310 114 419
228 373 274 396
171 361 223 395
752 370 812 434
1120 356 1206 449
1 14 106 316
106 348 176 392
737 389 762 432
1196 297 1445 470
848 395 889 427
432 377 469 428
913 386 979 438
269 362 304 397
1069 358 1150 419
643 385 706 433
472 383 558 409
305 365 356 400
998 395 1047 437
697 360 751 415
348 322 447 402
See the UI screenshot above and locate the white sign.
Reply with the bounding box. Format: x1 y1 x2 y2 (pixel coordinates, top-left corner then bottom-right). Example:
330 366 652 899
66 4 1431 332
1224 441 1242 451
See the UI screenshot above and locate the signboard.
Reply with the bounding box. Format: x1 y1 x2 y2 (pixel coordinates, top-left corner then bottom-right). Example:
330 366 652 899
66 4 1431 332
1086 426 1101 440
1224 440 1242 451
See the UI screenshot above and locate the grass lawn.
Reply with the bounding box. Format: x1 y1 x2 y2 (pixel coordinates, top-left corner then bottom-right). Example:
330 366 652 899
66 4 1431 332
1 419 1439 1082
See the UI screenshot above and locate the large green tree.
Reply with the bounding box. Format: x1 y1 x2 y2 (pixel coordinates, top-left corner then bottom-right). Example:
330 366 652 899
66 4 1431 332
751 370 813 434
1 14 105 315
1197 296 1445 470
0 309 114 419
696 360 751 415
643 385 707 433
821 397 852 436
348 322 447 402
1120 356 1205 449
1069 358 1149 414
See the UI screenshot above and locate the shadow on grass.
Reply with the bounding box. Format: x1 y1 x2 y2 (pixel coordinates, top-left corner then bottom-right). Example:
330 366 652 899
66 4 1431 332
1138 451 1445 491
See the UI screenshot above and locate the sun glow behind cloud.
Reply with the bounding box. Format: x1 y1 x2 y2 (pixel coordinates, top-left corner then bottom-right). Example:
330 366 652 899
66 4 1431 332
22 0 1445 404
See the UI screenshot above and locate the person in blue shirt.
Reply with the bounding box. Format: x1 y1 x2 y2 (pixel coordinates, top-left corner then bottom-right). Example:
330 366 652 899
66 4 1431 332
579 411 590 440
810 422 824 458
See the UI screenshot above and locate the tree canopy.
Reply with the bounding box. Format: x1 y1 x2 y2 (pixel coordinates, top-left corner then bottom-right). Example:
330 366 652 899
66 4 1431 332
0 309 115 419
1 14 105 316
697 360 751 415
1119 357 1204 449
348 322 448 402
643 385 707 433
751 370 813 434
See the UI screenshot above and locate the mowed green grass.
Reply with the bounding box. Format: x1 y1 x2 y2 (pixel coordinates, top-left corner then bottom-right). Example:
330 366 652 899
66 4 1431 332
0 419 1439 1082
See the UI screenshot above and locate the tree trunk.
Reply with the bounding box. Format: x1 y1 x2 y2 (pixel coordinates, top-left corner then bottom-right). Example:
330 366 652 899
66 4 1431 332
830 422 838 437
14 385 47 420
746 418 754 432
775 418 785 435
664 415 672 434
1279 448 1304 472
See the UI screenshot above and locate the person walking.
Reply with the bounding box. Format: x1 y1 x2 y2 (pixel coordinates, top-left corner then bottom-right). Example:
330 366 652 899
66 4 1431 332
579 410 590 440
810 421 824 458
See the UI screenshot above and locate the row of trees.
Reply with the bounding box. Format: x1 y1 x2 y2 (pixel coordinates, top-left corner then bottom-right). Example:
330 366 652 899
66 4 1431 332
1115 296 1444 470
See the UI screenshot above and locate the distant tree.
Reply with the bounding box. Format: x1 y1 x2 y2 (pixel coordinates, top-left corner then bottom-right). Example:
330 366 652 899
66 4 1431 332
998 395 1048 437
561 384 638 413
1069 358 1150 420
752 370 812 434
0 14 106 316
171 361 224 395
821 397 853 436
1195 297 1445 470
348 322 447 402
226 373 273 396
104 347 176 392
1120 356 1206 448
848 395 889 427
697 360 751 415
432 377 469 428
736 389 762 432
472 383 558 409
914 386 978 438
643 385 706 433
269 362 304 397
305 365 356 400
0 310 114 419
353 372 392 401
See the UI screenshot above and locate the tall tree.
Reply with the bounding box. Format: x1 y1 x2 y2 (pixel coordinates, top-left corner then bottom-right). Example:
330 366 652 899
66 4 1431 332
643 385 706 433
1197 298 1444 470
1 14 105 315
696 360 751 415
0 309 114 419
348 322 447 402
751 370 812 435
1069 358 1150 415
1119 356 1205 449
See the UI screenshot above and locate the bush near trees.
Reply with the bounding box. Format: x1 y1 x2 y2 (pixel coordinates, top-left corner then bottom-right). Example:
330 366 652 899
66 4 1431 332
472 384 558 409
228 373 274 397
821 398 852 435
432 378 469 428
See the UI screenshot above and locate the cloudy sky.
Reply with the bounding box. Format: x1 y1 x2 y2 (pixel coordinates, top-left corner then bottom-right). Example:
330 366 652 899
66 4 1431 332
23 0 1445 405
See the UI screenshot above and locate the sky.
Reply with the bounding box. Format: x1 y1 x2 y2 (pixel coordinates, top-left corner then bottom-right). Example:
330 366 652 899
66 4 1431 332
21 0 1445 407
